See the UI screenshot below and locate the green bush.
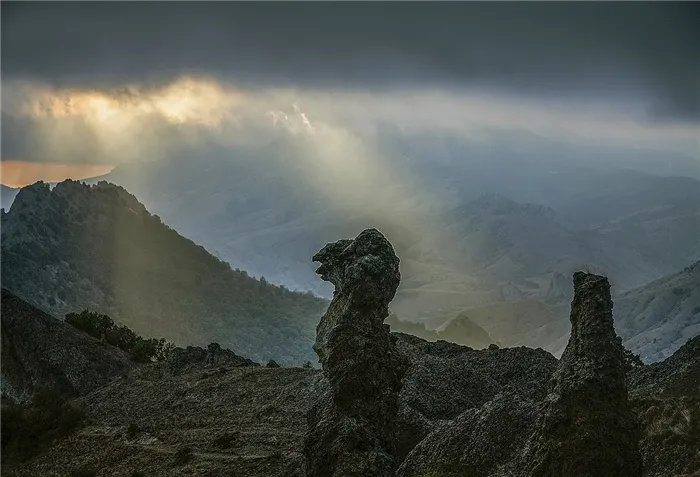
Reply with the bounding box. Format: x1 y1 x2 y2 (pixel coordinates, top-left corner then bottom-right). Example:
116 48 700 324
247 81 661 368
65 310 174 363
65 310 115 339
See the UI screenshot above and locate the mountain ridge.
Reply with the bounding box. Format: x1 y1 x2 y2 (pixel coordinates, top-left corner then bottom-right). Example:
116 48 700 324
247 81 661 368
1 179 327 365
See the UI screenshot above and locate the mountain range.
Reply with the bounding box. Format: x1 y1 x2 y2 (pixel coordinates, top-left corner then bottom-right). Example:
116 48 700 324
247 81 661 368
89 134 699 324
1 129 699 364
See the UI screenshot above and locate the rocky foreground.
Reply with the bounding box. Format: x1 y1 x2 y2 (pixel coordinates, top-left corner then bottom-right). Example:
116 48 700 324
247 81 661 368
2 229 699 476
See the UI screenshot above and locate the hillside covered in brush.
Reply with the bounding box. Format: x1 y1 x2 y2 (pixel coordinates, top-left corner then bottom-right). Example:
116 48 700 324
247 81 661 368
0 180 327 365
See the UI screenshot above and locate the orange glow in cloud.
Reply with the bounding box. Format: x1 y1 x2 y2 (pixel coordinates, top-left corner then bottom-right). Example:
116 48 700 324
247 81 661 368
0 160 114 188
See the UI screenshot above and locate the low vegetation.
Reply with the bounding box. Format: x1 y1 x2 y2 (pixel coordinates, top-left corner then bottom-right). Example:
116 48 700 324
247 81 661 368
65 310 174 363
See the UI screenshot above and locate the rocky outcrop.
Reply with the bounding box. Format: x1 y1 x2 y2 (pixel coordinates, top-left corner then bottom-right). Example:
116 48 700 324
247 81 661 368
166 342 258 375
303 228 407 477
527 272 642 477
629 335 700 477
397 334 557 462
394 335 557 474
0 288 132 403
398 390 539 477
397 272 645 477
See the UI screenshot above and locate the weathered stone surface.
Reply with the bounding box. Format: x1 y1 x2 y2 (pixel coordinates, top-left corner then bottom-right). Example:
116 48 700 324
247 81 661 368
166 342 258 375
397 390 539 477
527 271 642 477
396 272 646 477
393 333 557 470
304 228 407 477
0 288 132 403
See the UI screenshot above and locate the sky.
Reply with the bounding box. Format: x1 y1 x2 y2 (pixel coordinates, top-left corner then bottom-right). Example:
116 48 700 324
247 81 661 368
2 2 699 187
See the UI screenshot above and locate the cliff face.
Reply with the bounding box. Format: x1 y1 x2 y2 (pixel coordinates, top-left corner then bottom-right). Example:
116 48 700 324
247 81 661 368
0 289 132 403
304 228 407 477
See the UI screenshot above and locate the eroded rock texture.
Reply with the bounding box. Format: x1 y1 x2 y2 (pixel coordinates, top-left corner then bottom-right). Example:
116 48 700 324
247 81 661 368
304 228 406 477
166 342 258 375
397 272 644 477
0 288 132 404
394 334 557 464
528 271 642 477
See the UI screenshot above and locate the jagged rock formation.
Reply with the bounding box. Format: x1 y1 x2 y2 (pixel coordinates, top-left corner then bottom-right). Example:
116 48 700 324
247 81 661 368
0 288 132 403
527 272 642 477
397 272 646 477
3 312 698 477
394 334 557 464
398 390 539 477
397 335 557 477
303 228 407 477
166 342 259 375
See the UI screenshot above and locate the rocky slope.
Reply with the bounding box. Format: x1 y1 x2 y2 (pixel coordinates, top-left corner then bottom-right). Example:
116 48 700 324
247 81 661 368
1 288 132 404
629 334 700 477
2 312 698 476
0 180 327 365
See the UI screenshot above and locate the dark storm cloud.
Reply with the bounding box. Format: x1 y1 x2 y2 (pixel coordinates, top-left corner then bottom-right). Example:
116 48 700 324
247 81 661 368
2 2 699 121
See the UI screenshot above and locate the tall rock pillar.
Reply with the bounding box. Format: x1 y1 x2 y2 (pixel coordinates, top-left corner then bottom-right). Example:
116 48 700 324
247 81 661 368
304 228 406 477
528 271 642 477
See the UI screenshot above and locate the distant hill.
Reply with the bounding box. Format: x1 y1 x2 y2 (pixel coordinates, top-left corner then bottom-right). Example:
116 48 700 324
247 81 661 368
429 263 700 363
0 288 132 403
615 261 700 363
435 299 570 356
385 312 495 349
0 180 327 365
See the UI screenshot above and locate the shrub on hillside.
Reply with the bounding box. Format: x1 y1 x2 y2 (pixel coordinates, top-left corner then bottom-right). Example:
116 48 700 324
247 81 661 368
65 310 174 363
65 310 115 339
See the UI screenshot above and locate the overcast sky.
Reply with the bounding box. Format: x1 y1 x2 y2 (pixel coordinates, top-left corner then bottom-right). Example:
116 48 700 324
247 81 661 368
1 1 698 179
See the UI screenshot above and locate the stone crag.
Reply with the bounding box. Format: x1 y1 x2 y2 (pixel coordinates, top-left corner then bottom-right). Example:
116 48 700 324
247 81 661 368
527 272 642 477
398 272 644 477
303 228 407 477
